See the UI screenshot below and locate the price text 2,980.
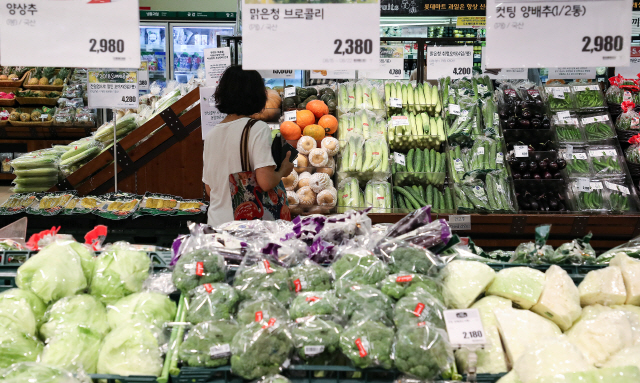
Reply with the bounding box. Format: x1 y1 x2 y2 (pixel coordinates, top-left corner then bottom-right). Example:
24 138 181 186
581 36 623 53
334 39 373 55
89 39 125 54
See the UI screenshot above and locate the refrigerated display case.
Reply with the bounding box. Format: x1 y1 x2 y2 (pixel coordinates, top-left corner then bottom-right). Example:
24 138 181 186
140 22 170 88
170 23 234 83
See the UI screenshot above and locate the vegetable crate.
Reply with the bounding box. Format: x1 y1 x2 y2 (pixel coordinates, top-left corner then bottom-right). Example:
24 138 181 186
91 374 158 383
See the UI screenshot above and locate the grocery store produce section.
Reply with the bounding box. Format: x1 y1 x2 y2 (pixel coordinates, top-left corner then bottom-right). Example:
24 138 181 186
2 209 640 383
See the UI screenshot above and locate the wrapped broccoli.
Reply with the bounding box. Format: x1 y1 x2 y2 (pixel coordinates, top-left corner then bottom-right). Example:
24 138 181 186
332 248 389 285
339 320 394 369
510 225 554 264
337 283 393 324
291 316 343 365
378 273 443 301
230 320 293 379
233 255 293 305
288 260 333 293
172 249 226 293
237 299 289 326
393 288 446 329
394 323 459 380
186 283 240 323
178 320 239 367
378 241 441 275
289 291 339 320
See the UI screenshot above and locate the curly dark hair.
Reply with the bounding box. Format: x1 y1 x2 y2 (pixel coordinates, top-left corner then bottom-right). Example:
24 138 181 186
214 65 267 116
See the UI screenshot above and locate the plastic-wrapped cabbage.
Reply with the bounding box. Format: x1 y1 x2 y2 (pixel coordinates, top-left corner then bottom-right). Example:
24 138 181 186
592 366 640 382
289 291 338 320
186 283 239 323
97 322 164 376
393 287 446 328
233 256 292 305
578 266 627 306
332 248 389 285
40 326 103 374
530 265 581 331
378 273 443 301
0 288 46 327
230 320 293 379
0 362 91 383
339 320 394 369
513 337 593 383
90 241 151 304
547 233 596 265
337 283 393 323
40 294 110 342
288 260 333 293
611 305 640 344
236 299 289 326
394 323 459 380
16 239 94 303
178 320 240 367
291 316 342 365
172 249 226 293
486 267 545 309
107 292 177 329
0 328 43 369
603 344 640 370
441 260 495 309
610 253 640 305
0 295 37 337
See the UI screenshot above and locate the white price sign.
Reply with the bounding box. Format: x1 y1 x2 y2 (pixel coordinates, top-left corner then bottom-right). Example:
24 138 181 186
486 0 632 68
547 67 597 80
200 86 227 140
257 70 296 79
87 70 138 109
444 309 487 347
242 1 379 70
480 46 528 80
0 0 140 68
138 61 149 91
310 69 356 79
577 178 591 192
427 46 474 80
392 116 410 126
393 152 406 166
449 104 461 115
359 58 404 80
390 98 402 108
284 110 297 122
448 215 471 230
204 47 231 86
515 145 529 158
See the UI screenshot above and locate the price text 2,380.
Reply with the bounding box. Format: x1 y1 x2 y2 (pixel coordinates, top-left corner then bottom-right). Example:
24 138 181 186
334 39 373 55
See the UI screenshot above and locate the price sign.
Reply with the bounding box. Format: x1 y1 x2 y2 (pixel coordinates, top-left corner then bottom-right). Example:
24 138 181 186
486 0 631 68
616 47 640 78
310 69 356 79
242 0 379 70
359 58 404 80
573 152 588 160
480 47 528 80
284 87 296 98
577 178 591 192
557 111 571 121
390 98 402 108
426 46 473 80
547 67 597 80
204 47 231 86
200 86 227 139
448 215 471 230
87 70 138 109
393 152 406 166
138 61 149 91
449 104 461 115
444 309 487 347
514 145 529 158
392 116 409 126
257 70 296 79
284 110 297 122
496 152 504 164
620 185 631 195
0 0 140 68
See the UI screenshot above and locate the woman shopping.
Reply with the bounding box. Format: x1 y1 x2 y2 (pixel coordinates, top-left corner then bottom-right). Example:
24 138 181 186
203 66 294 226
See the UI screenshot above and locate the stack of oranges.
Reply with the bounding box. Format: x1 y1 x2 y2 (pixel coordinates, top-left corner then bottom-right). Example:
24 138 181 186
280 100 338 142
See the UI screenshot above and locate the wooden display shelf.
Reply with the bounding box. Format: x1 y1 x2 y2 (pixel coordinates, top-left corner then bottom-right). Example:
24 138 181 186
0 173 15 180
0 125 95 140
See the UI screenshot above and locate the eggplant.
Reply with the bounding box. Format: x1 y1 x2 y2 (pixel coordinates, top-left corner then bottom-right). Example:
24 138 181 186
543 172 553 180
521 109 532 119
533 173 542 180
539 159 549 171
557 202 567 212
508 158 519 169
519 162 528 172
520 199 531 209
498 108 509 120
529 161 538 172
518 119 531 129
553 172 563 179
515 104 523 118
549 161 559 171
523 172 532 179
556 158 567 170
541 117 551 129
534 152 543 162
513 173 522 180
530 118 542 129
549 199 559 210
533 112 543 120
530 200 539 210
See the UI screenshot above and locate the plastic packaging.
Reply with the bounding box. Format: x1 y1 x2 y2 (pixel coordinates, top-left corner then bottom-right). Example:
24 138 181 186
393 287 446 328
378 273 443 301
604 178 635 212
97 321 165 376
377 240 441 276
615 101 640 131
563 147 591 176
179 320 240 367
291 316 343 365
339 319 394 369
549 233 596 265
0 362 91 383
545 85 576 111
441 260 496 309
570 178 609 212
513 337 593 383
40 326 103 373
581 112 615 141
289 291 338 320
486 267 545 309
184 283 239 324
336 282 393 324
530 265 582 331
230 320 293 379
288 260 333 294
40 294 110 342
233 254 293 305
578 266 627 306
394 323 458 380
106 291 177 329
364 180 392 212
387 218 452 250
172 226 226 293
588 145 623 175
331 246 388 285
553 113 584 143
236 299 289 326
93 192 142 220
571 84 606 111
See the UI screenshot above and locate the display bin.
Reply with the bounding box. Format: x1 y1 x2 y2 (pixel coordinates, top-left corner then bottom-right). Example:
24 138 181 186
389 135 444 151
90 375 159 383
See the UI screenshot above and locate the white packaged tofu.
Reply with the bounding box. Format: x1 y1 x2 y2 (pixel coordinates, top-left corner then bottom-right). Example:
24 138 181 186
441 260 496 309
486 267 545 309
578 266 627 307
610 254 640 305
531 265 582 331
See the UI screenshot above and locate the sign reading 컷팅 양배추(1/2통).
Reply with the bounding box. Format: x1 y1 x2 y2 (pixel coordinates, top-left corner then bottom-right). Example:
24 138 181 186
485 0 631 68
0 0 140 68
87 70 138 109
242 0 379 70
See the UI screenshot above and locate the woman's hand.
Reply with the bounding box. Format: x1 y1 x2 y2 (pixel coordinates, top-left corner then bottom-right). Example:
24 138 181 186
255 151 294 191
278 151 294 177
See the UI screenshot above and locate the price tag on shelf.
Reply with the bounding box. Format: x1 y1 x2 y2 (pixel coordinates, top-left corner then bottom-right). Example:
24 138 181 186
426 46 473 80
573 85 600 92
393 152 406 166
138 61 149 91
392 116 409 126
590 181 603 190
444 309 487 347
477 147 485 155
496 152 504 164
0 0 141 68
257 70 295 79
486 0 631 68
577 178 591 192
242 0 379 70
284 110 297 122
557 111 571 121
448 104 461 115
620 185 631 195
284 87 296 98
604 180 619 191
87 70 138 109
204 47 231 87
589 149 617 157
514 145 529 158
573 152 588 160
448 215 471 230
390 98 402 108
359 57 404 80
551 88 568 100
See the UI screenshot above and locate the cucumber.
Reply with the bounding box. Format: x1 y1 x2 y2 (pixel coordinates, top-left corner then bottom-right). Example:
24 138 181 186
405 186 427 206
394 186 421 209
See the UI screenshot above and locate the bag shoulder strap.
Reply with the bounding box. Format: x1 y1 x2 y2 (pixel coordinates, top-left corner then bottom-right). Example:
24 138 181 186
240 118 259 172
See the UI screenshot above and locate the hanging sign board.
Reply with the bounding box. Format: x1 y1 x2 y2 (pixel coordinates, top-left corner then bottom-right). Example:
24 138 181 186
480 47 528 80
426 46 473 80
200 86 226 139
359 58 404 80
616 47 640 78
204 47 231 86
457 16 486 28
547 67 597 79
0 0 140 68
138 61 149 91
87 70 138 109
486 0 632 68
242 0 380 70
310 70 356 79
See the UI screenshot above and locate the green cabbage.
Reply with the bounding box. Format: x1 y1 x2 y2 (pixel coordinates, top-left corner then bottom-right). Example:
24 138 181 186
40 294 110 342
40 326 103 374
0 295 37 337
441 260 496 309
97 322 163 376
0 362 91 383
107 292 177 329
0 328 43 369
0 288 46 327
90 242 151 304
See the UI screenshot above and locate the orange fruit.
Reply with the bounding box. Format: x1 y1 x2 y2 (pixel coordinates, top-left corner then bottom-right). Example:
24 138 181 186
306 100 329 119
302 124 325 141
280 121 302 140
318 115 338 135
296 110 315 129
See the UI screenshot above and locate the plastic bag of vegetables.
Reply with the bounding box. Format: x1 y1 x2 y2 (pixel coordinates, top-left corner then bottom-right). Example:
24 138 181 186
616 101 640 131
291 316 343 365
288 259 333 294
336 282 393 323
378 273 443 301
40 326 103 374
0 294 38 337
331 245 389 285
0 328 43 369
185 283 239 323
106 291 177 329
339 319 394 369
393 287 446 329
626 134 640 165
236 299 289 326
547 233 596 265
376 239 442 276
0 288 46 328
233 253 293 305
40 294 110 342
289 291 339 320
172 225 226 293
178 320 240 367
0 362 91 383
510 225 554 264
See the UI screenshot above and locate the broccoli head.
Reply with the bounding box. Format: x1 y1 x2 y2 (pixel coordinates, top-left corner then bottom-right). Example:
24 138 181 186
331 251 388 285
172 249 226 293
289 291 338 320
339 320 394 369
387 245 439 275
230 320 293 380
291 316 343 365
236 299 289 326
393 288 446 329
178 320 239 367
378 273 444 302
288 262 333 293
186 283 240 324
337 284 393 323
394 323 458 380
233 259 292 305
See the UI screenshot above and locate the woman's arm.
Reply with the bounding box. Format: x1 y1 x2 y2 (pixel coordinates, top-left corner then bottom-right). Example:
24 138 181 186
255 151 294 191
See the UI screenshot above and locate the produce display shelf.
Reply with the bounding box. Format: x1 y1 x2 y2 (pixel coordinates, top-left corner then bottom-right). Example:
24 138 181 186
90 374 158 383
0 125 95 140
